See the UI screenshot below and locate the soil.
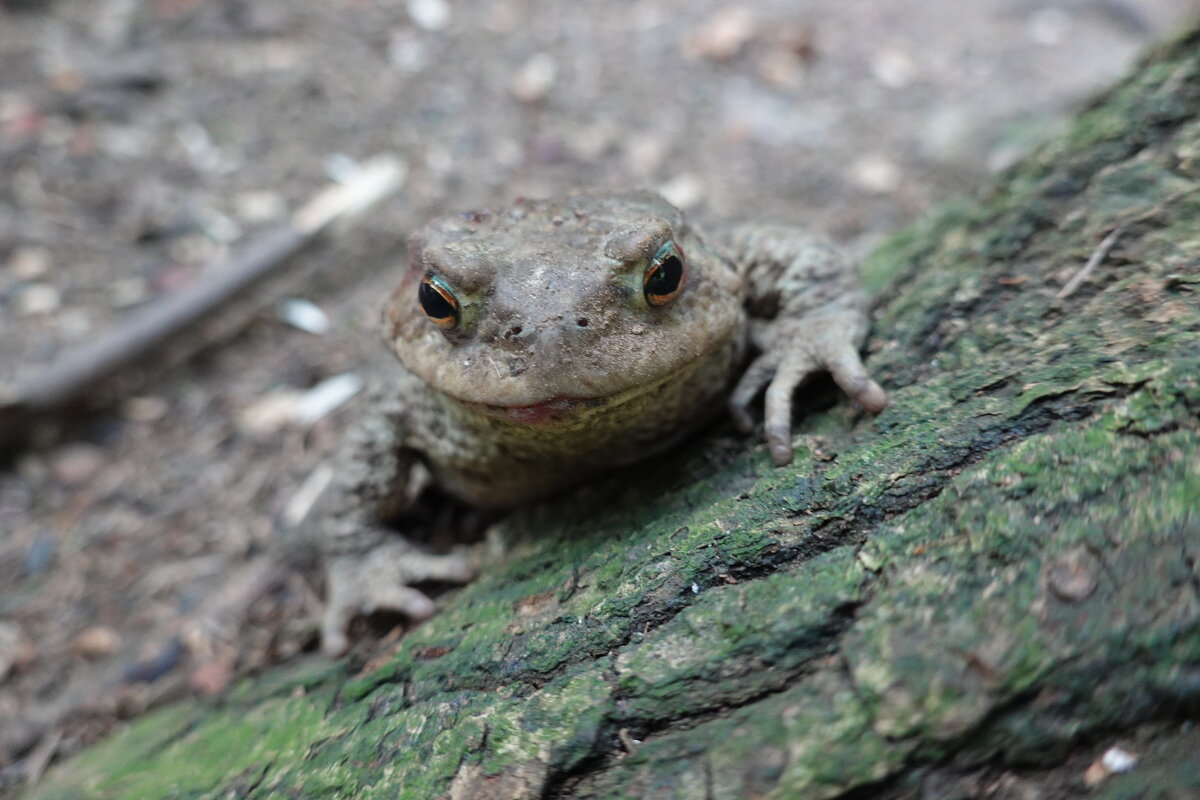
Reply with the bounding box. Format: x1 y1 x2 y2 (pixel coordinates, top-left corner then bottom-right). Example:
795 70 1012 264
0 0 1194 792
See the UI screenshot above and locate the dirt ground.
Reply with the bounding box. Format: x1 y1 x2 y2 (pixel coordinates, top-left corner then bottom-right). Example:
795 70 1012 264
0 0 1195 791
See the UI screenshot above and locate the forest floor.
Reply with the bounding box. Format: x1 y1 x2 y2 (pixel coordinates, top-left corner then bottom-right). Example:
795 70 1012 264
0 0 1194 791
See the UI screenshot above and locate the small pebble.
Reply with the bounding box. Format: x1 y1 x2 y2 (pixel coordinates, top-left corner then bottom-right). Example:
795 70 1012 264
1101 746 1138 774
17 283 61 315
1029 8 1071 46
73 626 121 658
657 173 705 210
110 276 148 308
294 373 363 426
388 30 429 73
238 391 305 436
407 0 450 32
1083 745 1139 787
233 191 286 224
240 374 363 435
276 298 330 334
624 133 668 176
850 154 901 194
870 48 917 89
566 122 616 163
1047 554 1098 602
684 7 756 62
122 395 169 422
50 443 105 487
757 48 805 88
510 53 557 103
0 621 34 683
1083 759 1109 788
189 657 234 695
8 246 50 280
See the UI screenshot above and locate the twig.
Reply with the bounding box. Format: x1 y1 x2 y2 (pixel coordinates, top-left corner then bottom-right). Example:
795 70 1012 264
22 730 61 785
0 155 405 452
1056 227 1124 299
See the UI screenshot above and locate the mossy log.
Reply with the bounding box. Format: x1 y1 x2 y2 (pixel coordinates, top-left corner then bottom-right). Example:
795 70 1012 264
27 26 1200 800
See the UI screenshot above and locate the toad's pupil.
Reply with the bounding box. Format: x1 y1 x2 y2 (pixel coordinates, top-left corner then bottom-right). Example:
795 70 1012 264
647 254 683 295
419 278 457 322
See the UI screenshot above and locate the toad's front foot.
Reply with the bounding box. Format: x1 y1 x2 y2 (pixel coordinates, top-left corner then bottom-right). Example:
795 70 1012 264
730 311 887 467
321 538 476 656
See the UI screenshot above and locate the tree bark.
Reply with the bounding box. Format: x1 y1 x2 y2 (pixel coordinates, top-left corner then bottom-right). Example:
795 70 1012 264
27 26 1200 800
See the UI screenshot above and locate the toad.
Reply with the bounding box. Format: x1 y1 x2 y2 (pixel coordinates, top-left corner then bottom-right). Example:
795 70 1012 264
314 191 886 655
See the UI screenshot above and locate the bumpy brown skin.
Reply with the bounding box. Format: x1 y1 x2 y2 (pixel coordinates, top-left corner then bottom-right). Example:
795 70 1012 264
315 191 886 655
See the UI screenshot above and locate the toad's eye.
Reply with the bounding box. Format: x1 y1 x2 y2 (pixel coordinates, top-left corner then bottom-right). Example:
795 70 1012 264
644 240 686 307
418 274 459 330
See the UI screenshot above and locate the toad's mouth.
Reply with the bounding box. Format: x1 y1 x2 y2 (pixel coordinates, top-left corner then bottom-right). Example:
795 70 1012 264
452 351 714 428
471 396 592 426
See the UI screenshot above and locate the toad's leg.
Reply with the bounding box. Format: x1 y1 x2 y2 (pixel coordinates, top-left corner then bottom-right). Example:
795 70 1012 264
310 400 474 656
718 225 887 466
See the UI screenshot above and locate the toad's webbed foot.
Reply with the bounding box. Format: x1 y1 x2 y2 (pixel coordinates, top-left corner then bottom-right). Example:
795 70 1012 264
730 315 887 466
321 538 475 656
719 224 888 466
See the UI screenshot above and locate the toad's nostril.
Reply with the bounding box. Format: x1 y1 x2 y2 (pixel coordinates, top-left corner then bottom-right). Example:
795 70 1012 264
575 318 589 328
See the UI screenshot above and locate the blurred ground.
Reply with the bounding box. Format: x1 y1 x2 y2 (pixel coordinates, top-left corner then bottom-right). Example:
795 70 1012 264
0 0 1195 790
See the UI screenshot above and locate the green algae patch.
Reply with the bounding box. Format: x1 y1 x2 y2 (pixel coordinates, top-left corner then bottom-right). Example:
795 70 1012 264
573 427 1199 799
586 666 912 800
33 692 341 800
846 426 1200 748
309 671 613 799
477 670 612 777
613 548 866 724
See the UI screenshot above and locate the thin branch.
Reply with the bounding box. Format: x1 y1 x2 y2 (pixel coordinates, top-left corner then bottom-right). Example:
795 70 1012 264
0 155 404 452
1056 227 1124 299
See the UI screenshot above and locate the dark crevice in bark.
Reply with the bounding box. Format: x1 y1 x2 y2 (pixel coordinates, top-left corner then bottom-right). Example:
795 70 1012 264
245 762 274 797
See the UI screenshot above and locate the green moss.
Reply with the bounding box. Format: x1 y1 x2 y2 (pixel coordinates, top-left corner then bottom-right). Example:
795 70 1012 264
34 694 339 800
614 548 866 724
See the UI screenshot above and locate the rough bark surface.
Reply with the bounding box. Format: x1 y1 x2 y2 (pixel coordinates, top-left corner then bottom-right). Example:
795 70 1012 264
26 28 1200 800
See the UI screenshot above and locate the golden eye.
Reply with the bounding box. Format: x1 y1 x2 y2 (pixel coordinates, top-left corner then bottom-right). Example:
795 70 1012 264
418 274 459 330
644 241 686 307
